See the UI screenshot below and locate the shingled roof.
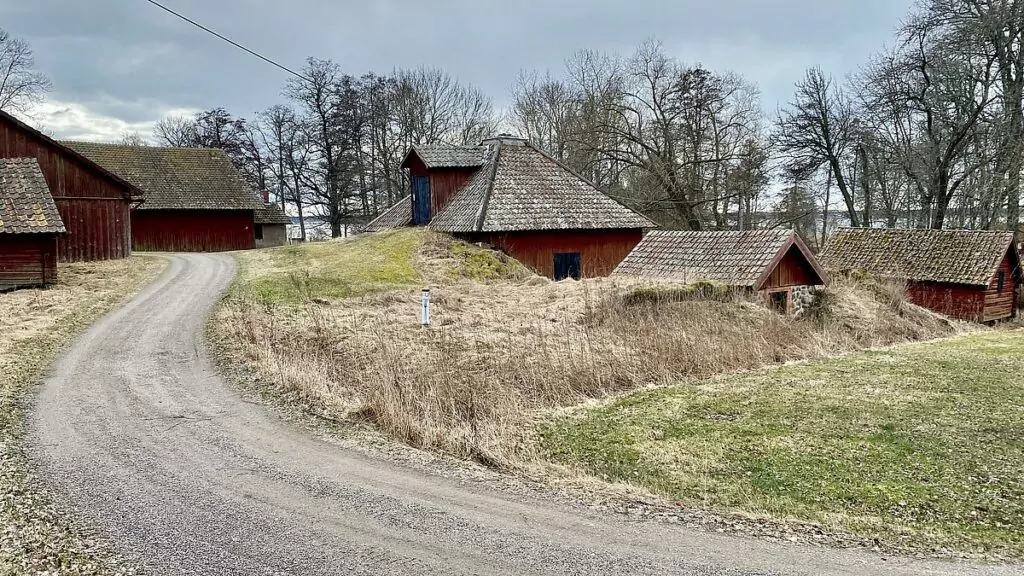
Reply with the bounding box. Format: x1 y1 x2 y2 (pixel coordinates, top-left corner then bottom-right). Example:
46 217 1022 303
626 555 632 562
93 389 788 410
254 202 292 225
62 142 262 211
615 229 826 289
363 195 412 233
0 158 66 235
432 139 654 232
401 145 488 169
820 228 1018 286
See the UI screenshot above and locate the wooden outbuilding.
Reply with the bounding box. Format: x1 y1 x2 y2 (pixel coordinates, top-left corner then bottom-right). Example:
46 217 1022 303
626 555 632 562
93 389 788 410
365 136 655 279
0 158 66 289
614 229 828 311
0 110 140 261
821 228 1021 322
64 143 263 252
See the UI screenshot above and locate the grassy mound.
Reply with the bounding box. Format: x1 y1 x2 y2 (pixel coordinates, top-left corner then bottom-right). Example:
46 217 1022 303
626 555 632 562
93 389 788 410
234 229 423 304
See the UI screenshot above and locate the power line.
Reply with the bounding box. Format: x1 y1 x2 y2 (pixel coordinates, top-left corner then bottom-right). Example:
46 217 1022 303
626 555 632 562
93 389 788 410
143 0 310 82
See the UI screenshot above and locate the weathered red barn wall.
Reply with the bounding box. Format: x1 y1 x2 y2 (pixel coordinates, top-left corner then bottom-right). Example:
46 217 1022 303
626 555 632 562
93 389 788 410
906 281 985 321
429 170 474 217
467 229 644 278
0 115 133 262
132 210 255 252
0 235 58 289
761 245 822 290
981 250 1020 322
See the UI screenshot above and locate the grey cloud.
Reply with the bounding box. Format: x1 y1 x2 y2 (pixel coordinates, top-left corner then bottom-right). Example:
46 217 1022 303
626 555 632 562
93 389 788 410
2 0 915 137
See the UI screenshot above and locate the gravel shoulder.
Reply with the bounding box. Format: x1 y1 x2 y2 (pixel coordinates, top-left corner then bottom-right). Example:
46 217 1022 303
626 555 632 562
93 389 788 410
27 253 1018 575
2 256 165 576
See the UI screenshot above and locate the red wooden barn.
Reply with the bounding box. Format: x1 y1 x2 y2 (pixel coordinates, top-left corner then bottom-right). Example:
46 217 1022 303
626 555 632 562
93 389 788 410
0 158 66 289
365 136 655 279
0 110 140 261
821 228 1022 322
614 229 828 310
65 142 262 252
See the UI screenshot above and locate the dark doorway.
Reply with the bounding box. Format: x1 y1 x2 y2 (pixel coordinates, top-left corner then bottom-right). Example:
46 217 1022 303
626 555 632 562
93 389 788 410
553 252 582 280
254 224 264 240
768 290 789 313
412 176 431 225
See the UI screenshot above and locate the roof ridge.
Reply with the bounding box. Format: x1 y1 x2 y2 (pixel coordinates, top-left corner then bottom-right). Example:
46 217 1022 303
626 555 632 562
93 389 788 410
473 141 502 232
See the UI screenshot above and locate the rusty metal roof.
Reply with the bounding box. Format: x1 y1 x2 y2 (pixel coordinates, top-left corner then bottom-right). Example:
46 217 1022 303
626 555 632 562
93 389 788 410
431 140 655 233
401 145 488 169
62 142 263 211
615 229 825 289
821 227 1018 286
0 158 66 235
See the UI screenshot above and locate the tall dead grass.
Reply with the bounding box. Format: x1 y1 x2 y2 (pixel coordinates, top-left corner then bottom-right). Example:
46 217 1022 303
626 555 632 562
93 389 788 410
215 270 956 467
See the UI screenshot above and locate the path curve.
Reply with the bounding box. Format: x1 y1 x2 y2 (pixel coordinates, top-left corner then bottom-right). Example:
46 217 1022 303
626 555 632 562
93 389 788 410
28 254 1013 575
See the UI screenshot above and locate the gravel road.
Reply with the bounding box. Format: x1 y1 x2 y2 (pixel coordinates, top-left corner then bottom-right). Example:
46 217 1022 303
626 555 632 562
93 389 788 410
27 253 1017 575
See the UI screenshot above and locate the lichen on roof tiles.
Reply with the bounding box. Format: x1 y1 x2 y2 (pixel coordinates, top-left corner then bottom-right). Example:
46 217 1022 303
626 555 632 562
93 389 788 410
61 142 263 211
614 229 810 288
820 228 1016 286
0 157 66 235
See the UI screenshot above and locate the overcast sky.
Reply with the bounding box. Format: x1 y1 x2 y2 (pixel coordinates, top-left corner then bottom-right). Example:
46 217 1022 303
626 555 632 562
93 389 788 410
3 0 915 142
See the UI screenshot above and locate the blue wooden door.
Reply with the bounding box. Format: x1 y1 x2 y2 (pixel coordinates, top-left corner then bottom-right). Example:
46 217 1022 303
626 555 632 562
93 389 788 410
553 252 582 280
412 176 431 225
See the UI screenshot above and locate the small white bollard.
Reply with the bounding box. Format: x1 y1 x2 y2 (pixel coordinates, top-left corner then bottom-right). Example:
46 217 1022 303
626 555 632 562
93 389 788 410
420 288 431 327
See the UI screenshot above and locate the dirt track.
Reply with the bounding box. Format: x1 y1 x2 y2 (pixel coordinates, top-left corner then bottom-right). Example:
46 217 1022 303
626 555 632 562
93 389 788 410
27 254 1016 575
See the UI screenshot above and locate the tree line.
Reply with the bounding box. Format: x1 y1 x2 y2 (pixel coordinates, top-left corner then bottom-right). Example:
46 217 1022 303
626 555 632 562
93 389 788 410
2 0 1021 243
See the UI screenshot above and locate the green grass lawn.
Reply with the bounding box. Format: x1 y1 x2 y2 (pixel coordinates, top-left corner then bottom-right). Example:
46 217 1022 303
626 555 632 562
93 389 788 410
232 229 423 304
540 330 1024 557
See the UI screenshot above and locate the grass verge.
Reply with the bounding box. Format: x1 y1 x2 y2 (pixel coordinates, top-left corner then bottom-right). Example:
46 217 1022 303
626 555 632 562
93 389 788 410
1 256 166 576
539 330 1024 559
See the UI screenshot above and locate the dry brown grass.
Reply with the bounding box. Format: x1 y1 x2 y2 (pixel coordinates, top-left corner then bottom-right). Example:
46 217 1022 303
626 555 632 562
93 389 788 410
215 232 958 467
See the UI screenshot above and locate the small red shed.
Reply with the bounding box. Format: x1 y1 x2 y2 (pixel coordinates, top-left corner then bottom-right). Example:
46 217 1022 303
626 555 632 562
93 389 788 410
821 228 1022 322
64 143 262 252
0 110 140 261
614 229 828 310
0 158 66 289
366 136 655 279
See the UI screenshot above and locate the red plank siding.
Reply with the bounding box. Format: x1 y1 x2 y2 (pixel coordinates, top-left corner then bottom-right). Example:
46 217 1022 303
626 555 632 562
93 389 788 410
762 245 821 290
906 282 986 321
429 170 475 217
467 229 644 278
0 234 58 289
981 251 1019 322
131 210 255 252
0 114 134 261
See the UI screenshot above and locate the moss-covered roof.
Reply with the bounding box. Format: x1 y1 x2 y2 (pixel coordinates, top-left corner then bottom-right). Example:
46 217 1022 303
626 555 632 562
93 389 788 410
62 142 262 211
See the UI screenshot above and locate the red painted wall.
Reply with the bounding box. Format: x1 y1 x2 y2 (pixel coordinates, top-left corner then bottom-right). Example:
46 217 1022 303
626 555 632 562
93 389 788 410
907 282 985 321
981 251 1020 322
0 114 134 262
0 234 58 289
466 229 644 278
429 170 475 217
761 245 823 290
131 210 255 252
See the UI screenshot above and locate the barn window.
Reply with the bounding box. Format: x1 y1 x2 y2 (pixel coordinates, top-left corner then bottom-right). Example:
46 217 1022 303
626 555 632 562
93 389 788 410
998 271 1005 293
553 252 582 280
255 224 264 240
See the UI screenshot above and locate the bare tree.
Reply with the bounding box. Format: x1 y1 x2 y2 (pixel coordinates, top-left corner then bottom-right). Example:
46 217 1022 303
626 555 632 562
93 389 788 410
774 67 861 226
118 131 147 146
0 29 51 113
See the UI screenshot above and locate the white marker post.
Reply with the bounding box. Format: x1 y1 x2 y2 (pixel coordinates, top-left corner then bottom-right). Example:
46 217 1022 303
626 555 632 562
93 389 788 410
420 288 431 327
